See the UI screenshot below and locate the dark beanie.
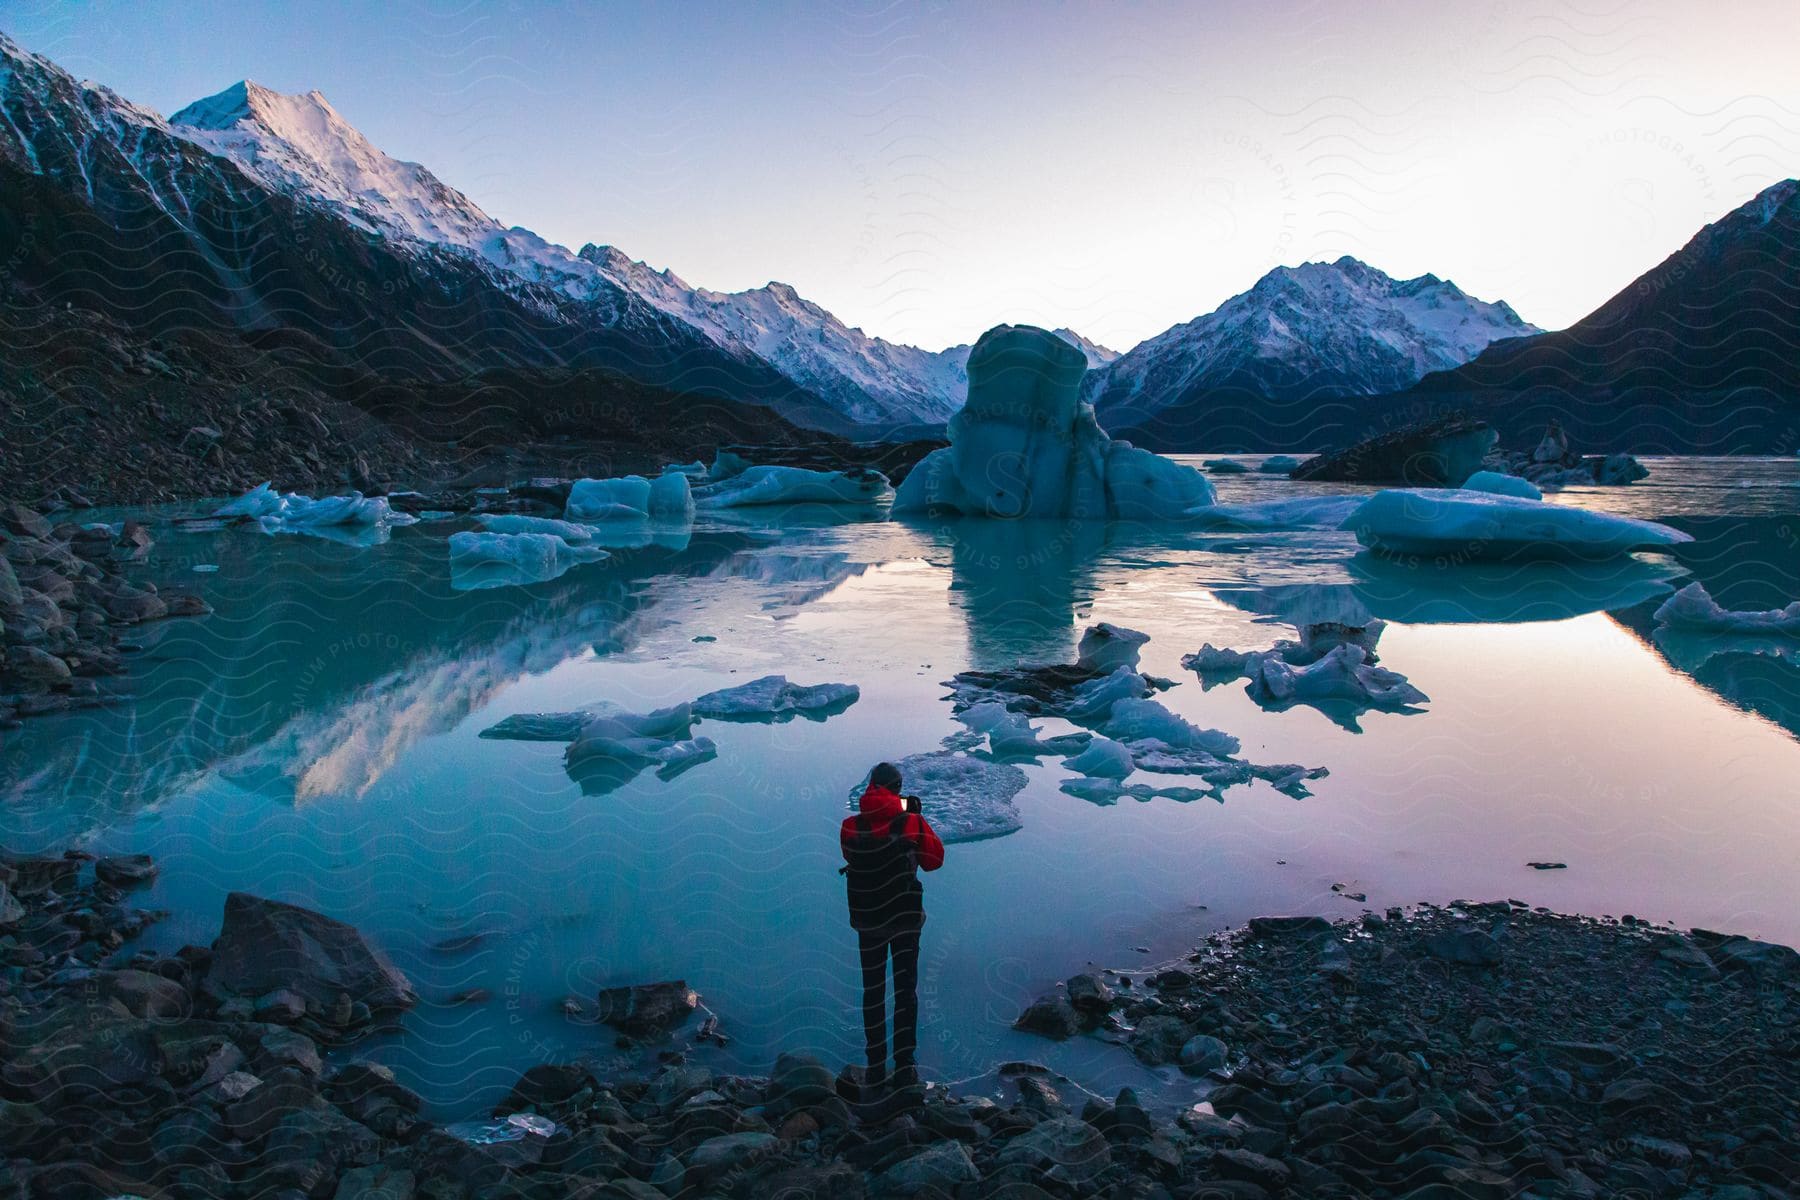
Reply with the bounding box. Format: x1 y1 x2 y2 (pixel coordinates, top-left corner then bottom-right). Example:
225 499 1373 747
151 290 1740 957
870 761 903 791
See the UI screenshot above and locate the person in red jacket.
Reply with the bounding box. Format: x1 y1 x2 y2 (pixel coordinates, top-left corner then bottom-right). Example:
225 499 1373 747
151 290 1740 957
840 761 945 1092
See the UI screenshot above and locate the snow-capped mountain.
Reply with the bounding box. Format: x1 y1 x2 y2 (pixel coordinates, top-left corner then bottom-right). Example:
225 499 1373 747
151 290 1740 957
166 78 1004 427
1089 256 1537 445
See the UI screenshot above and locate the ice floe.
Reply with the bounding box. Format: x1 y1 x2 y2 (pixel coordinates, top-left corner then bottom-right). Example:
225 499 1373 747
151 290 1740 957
692 465 893 508
1461 470 1543 500
1653 581 1800 636
1186 494 1364 531
1063 736 1137 779
1342 488 1691 561
473 514 596 542
213 483 416 542
892 325 1214 521
1075 623 1150 673
690 675 860 722
447 531 609 591
955 701 1092 759
1204 458 1251 474
564 471 694 522
850 752 1029 843
1259 455 1302 475
562 703 718 795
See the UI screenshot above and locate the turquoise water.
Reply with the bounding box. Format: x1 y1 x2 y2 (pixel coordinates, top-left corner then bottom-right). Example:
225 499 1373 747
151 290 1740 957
2 456 1797 1117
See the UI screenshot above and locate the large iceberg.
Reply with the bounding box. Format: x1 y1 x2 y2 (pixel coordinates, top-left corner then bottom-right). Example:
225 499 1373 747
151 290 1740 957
690 675 860 722
1342 488 1691 561
892 325 1214 520
692 465 893 508
1653 581 1800 636
447 531 609 591
565 471 694 522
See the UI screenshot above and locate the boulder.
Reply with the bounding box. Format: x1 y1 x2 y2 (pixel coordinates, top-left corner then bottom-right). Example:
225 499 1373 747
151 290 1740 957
96 968 191 1020
995 1115 1112 1186
1065 972 1115 1016
1292 414 1497 486
1128 1015 1193 1066
766 1051 838 1112
204 892 418 1020
0 882 22 928
1248 914 1335 939
94 853 158 887
594 980 697 1037
1423 927 1504 965
6 645 71 687
875 1141 980 1195
1179 1034 1229 1073
1014 994 1082 1040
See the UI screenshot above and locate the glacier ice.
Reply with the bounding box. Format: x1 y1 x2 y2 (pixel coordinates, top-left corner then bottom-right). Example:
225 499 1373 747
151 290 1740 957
1259 455 1302 475
1243 644 1427 711
214 483 415 538
1342 488 1692 561
563 703 718 794
1185 494 1363 530
1653 581 1800 636
565 471 694 522
956 701 1091 758
1101 697 1241 757
1075 623 1150 673
447 531 609 591
1461 470 1543 500
1063 736 1137 779
474 514 596 542
692 465 893 508
851 752 1029 843
891 325 1214 520
690 675 860 721
1203 458 1251 474
1060 778 1217 805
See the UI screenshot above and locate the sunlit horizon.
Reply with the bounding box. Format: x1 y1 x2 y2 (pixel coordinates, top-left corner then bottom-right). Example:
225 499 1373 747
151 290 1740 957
8 0 1798 353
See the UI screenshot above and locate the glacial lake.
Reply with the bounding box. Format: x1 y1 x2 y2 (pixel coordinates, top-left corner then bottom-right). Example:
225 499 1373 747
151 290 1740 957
3 455 1797 1118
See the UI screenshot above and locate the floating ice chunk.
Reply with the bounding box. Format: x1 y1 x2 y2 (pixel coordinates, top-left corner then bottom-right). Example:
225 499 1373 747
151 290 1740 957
708 450 754 482
1182 645 1253 674
1259 455 1302 475
1461 470 1543 500
1653 581 1800 636
648 471 695 519
214 481 283 519
479 710 606 741
1342 488 1692 561
1076 623 1150 674
664 460 709 478
1063 736 1136 779
446 1111 559 1149
852 753 1029 843
1185 495 1364 530
448 531 609 591
690 675 860 722
1060 778 1214 805
564 704 714 794
958 702 1091 758
692 465 893 508
1204 458 1250 474
654 737 718 781
566 476 652 521
1244 644 1428 710
892 325 1213 520
1064 668 1153 722
1102 697 1240 757
475 514 596 542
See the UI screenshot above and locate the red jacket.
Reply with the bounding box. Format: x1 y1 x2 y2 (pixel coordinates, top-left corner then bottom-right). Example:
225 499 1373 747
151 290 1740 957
841 785 945 871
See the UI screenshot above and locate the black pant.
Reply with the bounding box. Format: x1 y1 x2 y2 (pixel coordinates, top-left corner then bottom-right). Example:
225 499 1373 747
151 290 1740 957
857 923 920 1078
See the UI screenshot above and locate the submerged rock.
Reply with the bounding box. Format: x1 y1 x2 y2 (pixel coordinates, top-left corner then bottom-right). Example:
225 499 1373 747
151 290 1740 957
594 980 698 1037
204 892 418 1024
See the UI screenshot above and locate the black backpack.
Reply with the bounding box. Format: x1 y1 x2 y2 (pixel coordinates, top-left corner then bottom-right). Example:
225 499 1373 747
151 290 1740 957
843 813 923 931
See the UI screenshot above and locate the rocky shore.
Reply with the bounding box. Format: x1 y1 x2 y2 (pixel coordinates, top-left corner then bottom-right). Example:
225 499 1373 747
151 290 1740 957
1 844 1793 1199
0 501 211 727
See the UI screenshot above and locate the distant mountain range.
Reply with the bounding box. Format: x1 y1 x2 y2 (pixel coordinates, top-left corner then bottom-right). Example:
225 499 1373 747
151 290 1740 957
1 29 1796 471
1087 257 1538 449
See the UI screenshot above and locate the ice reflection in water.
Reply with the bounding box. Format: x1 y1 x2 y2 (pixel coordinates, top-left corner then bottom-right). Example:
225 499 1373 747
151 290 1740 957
0 457 1794 1118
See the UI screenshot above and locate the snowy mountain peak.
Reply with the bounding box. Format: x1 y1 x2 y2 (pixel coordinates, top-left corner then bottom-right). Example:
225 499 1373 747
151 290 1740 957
1090 255 1540 428
170 79 497 245
1051 328 1120 370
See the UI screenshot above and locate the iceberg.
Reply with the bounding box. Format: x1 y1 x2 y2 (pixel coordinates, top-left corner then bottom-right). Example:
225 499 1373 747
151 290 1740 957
1203 458 1251 474
1461 470 1543 500
447 531 609 591
691 464 893 508
1259 455 1302 475
214 483 414 538
1060 778 1215 805
1063 736 1137 779
1653 582 1800 636
1185 494 1363 530
564 704 717 795
892 325 1214 520
956 702 1091 758
1342 488 1692 561
565 472 693 522
1243 644 1428 710
851 753 1029 843
1101 697 1240 757
474 514 596 542
690 675 860 722
1075 623 1150 673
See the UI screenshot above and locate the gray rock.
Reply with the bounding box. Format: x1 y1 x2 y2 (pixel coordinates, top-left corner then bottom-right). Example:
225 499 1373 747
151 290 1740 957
6 645 71 686
1422 927 1503 965
94 852 158 886
996 1115 1112 1186
1014 994 1082 1039
1179 1034 1229 1073
0 882 22 928
1248 914 1334 939
594 979 697 1036
1065 972 1114 1015
96 968 191 1020
876 1141 980 1195
1128 1014 1192 1065
333 1164 416 1200
205 891 418 1019
687 1130 778 1173
767 1051 837 1111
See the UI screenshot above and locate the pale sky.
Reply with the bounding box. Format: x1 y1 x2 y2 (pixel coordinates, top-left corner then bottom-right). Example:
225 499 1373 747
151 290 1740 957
7 0 1799 351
